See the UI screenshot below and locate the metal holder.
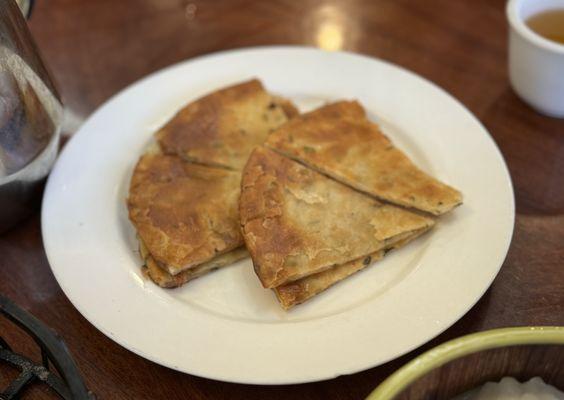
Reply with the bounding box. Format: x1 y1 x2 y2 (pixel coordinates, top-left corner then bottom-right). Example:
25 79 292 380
0 295 94 399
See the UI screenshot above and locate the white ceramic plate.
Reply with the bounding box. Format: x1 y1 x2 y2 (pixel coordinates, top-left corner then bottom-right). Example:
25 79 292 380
42 47 514 384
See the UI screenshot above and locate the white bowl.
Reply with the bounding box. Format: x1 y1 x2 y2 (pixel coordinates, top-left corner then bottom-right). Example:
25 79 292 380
507 0 564 118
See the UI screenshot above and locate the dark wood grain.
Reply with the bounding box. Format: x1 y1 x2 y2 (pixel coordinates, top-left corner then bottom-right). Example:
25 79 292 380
0 0 563 398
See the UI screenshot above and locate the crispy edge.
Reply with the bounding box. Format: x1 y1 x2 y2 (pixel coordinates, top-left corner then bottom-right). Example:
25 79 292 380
274 226 431 309
144 248 249 288
239 147 298 288
272 96 300 119
139 237 248 288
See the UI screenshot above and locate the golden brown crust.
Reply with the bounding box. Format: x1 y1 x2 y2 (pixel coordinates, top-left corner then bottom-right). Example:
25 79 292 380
265 101 462 215
239 146 435 288
127 152 243 275
156 79 296 170
143 247 249 288
274 227 430 309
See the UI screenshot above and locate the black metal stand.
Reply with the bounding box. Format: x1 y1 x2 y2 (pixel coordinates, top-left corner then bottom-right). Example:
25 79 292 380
0 295 94 399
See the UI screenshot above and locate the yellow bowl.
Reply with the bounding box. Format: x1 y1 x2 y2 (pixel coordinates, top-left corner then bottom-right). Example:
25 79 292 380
367 326 564 400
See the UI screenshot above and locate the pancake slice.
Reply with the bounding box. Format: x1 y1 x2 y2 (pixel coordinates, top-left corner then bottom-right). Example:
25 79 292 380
127 152 243 276
273 227 430 309
265 101 462 215
239 146 435 289
156 79 298 170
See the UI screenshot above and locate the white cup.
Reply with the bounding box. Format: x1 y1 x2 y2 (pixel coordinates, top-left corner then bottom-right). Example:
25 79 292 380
507 0 564 118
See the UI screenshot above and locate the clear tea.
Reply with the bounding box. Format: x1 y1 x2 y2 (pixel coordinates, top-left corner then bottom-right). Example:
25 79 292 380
526 9 564 45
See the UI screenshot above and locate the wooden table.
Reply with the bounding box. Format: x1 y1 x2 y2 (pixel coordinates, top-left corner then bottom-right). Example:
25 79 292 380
1 0 563 398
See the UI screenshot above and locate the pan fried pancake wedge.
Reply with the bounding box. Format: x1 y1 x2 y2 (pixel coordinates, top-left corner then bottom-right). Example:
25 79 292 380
127 152 243 275
274 227 430 309
156 79 298 170
265 101 462 215
240 146 434 288
143 247 249 288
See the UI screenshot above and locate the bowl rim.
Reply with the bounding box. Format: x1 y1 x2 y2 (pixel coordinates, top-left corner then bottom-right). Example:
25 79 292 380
506 0 564 55
366 326 564 400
